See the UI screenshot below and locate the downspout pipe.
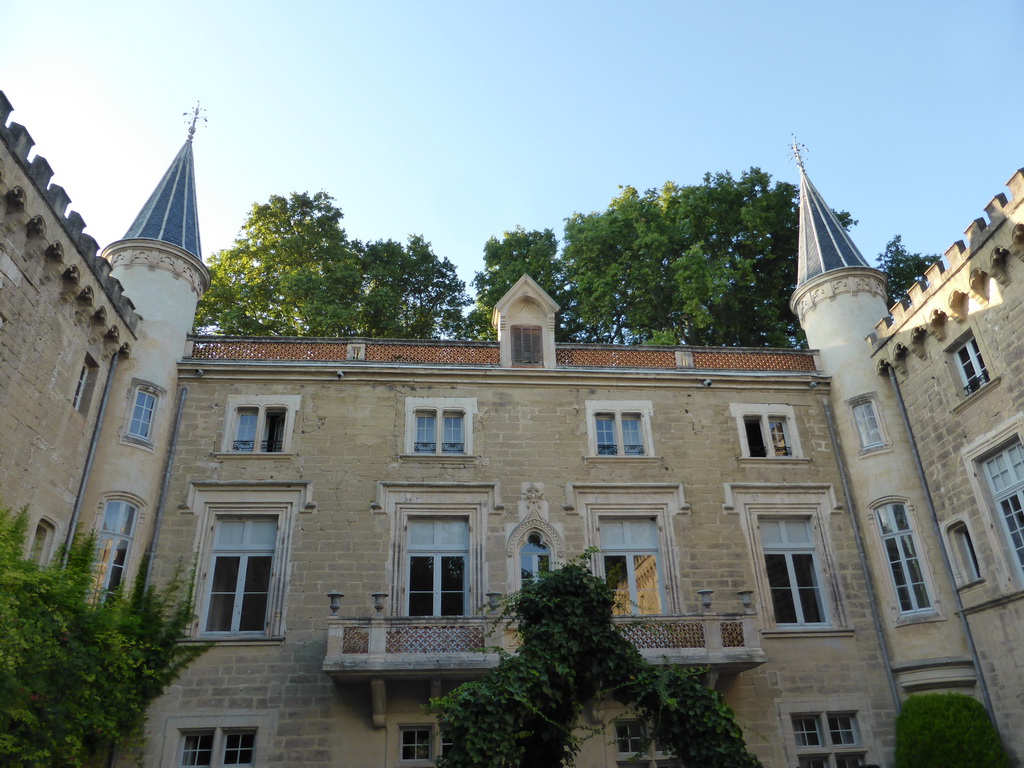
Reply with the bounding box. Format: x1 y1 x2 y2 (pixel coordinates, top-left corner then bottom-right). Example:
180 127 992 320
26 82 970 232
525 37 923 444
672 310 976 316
823 398 902 712
144 384 187 587
64 349 121 565
885 364 999 730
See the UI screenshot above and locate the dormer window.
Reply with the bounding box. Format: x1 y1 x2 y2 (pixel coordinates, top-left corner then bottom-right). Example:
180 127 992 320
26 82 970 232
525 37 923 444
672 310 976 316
511 325 543 366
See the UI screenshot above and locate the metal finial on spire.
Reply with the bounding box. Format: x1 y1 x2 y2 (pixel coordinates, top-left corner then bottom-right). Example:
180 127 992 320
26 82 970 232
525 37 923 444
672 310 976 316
791 135 808 172
184 101 207 142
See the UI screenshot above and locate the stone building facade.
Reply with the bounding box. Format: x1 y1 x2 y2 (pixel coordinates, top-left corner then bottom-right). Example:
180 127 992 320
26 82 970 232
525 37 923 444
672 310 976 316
1 90 1021 767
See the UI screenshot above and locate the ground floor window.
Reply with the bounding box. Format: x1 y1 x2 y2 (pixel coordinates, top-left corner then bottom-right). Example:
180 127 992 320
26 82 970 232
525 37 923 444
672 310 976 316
792 713 866 767
614 720 680 767
180 729 257 767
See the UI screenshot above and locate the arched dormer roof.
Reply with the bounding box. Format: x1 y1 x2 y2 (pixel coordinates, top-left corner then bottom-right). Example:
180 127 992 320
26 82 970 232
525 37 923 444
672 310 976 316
492 274 559 369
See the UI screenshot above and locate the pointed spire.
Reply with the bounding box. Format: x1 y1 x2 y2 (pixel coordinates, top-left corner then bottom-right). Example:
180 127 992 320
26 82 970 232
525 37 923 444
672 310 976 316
122 138 202 259
794 143 871 287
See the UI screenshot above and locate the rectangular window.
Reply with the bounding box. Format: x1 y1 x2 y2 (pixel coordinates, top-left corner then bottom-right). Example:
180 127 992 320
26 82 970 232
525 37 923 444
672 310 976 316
791 713 865 768
414 410 465 454
954 336 989 395
614 720 676 767
852 401 884 449
204 518 278 634
594 413 646 456
72 355 98 412
601 519 662 615
407 519 469 616
397 729 434 765
180 729 257 768
760 519 827 626
95 499 138 595
876 503 931 612
983 443 1024 578
127 389 157 440
233 408 287 453
404 398 475 456
511 325 543 366
732 404 801 459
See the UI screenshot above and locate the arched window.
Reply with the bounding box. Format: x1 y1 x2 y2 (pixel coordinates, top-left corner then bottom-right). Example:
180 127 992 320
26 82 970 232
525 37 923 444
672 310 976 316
520 533 550 583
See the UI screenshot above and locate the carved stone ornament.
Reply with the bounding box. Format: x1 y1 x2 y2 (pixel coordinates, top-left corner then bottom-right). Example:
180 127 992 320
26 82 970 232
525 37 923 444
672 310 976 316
505 482 565 559
107 246 208 297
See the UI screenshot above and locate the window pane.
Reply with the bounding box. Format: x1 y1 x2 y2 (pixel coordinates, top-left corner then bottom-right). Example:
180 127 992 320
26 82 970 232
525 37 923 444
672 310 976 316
181 732 214 767
792 715 823 747
744 417 767 457
621 416 644 455
415 413 436 453
263 410 286 452
442 413 464 453
234 409 258 451
765 553 797 623
401 728 432 760
223 732 255 765
827 714 857 745
853 402 882 448
408 556 434 616
128 391 156 438
616 722 645 754
604 555 631 615
596 415 617 455
633 554 661 614
768 418 791 456
206 556 240 632
792 553 824 623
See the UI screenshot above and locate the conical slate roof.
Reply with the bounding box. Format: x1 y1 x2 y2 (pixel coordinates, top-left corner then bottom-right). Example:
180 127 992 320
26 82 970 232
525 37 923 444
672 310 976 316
796 164 870 287
122 139 201 259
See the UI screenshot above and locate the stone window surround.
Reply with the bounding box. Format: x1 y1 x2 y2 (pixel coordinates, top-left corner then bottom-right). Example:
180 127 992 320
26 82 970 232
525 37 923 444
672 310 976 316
729 403 804 460
776 697 874 768
724 484 848 633
219 394 302 455
584 400 655 459
186 483 305 640
401 397 477 458
158 711 276 768
120 378 166 449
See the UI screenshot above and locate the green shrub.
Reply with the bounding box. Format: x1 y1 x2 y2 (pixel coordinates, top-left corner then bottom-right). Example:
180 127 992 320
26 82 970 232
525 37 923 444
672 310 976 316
895 693 1009 768
0 504 206 766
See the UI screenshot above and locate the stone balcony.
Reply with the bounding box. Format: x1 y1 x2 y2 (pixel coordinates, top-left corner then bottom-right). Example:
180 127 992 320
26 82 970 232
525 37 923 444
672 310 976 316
322 613 766 682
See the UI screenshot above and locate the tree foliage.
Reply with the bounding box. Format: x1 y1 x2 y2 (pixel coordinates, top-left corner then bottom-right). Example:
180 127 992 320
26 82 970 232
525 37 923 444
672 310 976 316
894 693 1009 768
466 227 576 340
876 235 937 309
0 505 205 766
430 557 761 768
560 170 804 346
195 191 469 338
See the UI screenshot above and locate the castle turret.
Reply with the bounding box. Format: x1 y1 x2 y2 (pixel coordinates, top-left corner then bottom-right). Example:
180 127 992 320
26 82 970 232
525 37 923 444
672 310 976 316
791 153 980 701
79 122 209 594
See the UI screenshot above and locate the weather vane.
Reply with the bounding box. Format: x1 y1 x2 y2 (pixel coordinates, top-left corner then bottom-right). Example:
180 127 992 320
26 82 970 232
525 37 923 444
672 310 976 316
184 101 207 141
790 135 808 171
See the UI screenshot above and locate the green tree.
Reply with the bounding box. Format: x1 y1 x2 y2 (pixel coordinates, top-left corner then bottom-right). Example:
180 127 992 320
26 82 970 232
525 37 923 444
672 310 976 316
561 169 807 347
358 235 469 339
430 557 761 768
0 505 205 766
196 192 469 339
876 235 937 308
466 227 577 340
894 693 1009 768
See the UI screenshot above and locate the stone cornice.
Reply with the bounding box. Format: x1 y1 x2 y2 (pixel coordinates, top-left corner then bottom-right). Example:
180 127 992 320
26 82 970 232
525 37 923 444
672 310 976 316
102 238 210 298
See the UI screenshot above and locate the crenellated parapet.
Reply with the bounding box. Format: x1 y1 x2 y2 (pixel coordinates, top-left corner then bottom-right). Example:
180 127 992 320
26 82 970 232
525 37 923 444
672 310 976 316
0 90 140 339
872 169 1024 369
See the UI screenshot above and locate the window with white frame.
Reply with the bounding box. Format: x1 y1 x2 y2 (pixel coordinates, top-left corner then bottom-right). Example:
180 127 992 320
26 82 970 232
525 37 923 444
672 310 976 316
791 713 866 768
94 499 138 595
403 397 476 456
600 519 663 616
520 532 551 583
223 395 300 454
851 399 884 450
875 502 931 613
731 403 801 459
511 325 543 366
72 355 98 413
125 385 160 442
614 720 679 767
953 335 990 395
947 521 982 584
397 725 451 766
585 400 654 458
760 519 828 626
203 518 278 634
407 519 469 616
982 443 1024 579
180 729 257 767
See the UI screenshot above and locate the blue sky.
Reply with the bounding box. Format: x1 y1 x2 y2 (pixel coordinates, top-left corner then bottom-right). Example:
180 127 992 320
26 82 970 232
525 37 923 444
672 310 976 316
4 1 1023 293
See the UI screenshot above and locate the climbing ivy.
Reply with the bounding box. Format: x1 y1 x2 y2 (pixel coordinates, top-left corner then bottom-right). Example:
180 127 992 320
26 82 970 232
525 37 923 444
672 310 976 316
0 505 206 766
430 556 761 768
